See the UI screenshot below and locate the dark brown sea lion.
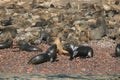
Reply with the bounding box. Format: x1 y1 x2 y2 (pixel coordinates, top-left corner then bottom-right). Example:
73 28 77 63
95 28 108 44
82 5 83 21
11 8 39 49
73 45 93 58
46 44 57 62
63 43 78 60
18 40 42 52
28 44 58 64
28 53 49 65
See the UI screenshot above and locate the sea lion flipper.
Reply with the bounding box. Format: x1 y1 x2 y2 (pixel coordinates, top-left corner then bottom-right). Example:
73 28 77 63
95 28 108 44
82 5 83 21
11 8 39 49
50 58 54 63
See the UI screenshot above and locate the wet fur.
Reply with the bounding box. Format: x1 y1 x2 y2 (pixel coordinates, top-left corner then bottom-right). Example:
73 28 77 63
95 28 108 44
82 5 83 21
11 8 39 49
28 53 49 64
73 45 93 58
46 44 57 62
63 43 77 60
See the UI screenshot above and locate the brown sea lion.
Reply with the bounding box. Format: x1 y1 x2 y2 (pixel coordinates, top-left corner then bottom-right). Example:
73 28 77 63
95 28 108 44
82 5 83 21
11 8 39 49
53 37 68 55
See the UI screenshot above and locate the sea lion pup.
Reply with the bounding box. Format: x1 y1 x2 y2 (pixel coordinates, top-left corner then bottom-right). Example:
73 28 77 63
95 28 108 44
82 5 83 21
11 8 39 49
73 45 93 58
63 43 78 60
0 39 13 49
115 44 120 57
53 37 68 55
28 53 49 65
46 44 57 62
18 40 42 52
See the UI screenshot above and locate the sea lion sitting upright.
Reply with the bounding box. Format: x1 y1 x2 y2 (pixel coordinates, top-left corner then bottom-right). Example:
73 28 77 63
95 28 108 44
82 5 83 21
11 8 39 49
46 44 57 62
28 44 58 64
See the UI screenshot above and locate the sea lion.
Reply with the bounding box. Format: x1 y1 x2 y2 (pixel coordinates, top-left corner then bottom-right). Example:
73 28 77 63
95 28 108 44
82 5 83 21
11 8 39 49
33 29 51 45
28 53 49 64
0 40 13 49
46 44 57 62
115 44 120 57
53 37 68 55
89 16 108 40
39 30 51 44
73 45 93 58
28 44 58 64
18 40 42 52
63 43 78 60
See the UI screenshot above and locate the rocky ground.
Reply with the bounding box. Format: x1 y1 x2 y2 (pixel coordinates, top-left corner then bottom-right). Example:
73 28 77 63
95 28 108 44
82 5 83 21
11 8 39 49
0 0 120 79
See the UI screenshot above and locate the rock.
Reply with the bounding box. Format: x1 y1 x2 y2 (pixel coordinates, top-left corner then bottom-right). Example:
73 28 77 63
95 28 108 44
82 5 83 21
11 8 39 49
89 16 108 40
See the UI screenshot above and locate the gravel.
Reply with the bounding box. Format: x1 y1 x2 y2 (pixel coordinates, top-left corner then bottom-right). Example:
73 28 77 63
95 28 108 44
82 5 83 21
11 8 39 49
0 39 119 75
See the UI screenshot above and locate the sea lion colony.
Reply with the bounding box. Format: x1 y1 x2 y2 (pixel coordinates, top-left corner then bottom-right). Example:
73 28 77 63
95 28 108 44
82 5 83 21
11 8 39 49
0 0 120 65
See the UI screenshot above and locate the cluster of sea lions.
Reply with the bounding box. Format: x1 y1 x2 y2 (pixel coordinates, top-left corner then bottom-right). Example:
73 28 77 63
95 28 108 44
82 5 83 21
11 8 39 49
0 31 120 65
0 0 120 65
27 38 94 64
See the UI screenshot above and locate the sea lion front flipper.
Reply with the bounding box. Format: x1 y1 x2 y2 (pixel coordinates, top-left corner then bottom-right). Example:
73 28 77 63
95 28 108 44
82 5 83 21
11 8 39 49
73 51 78 57
50 58 54 63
